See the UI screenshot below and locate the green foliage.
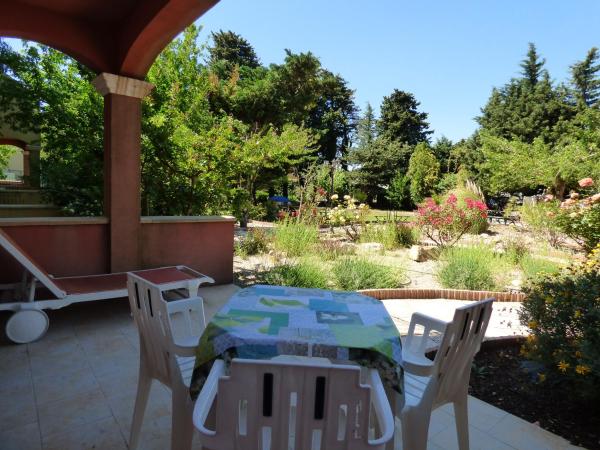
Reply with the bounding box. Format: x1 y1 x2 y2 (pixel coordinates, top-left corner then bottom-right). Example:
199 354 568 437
318 240 356 261
519 43 546 87
235 228 271 257
432 136 454 174
0 145 16 177
556 201 600 252
503 238 529 264
406 143 440 204
378 89 432 145
520 255 561 282
263 259 328 289
273 220 319 256
570 47 600 108
359 222 416 250
386 172 410 209
519 245 600 400
332 257 405 290
209 30 260 72
438 246 503 290
520 201 564 247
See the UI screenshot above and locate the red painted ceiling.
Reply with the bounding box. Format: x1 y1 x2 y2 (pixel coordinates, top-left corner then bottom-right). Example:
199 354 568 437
1 0 219 78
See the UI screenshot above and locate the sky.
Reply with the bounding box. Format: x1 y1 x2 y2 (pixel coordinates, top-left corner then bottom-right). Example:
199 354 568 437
196 0 600 141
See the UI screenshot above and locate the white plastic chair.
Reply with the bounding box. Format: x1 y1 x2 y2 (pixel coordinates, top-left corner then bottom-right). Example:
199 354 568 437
193 357 395 450
400 298 494 450
127 272 208 450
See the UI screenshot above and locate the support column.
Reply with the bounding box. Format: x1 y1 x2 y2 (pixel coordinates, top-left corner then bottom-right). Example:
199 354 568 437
92 73 154 272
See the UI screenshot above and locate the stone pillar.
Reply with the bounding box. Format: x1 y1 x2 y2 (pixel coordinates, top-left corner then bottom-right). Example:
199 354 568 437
92 73 154 272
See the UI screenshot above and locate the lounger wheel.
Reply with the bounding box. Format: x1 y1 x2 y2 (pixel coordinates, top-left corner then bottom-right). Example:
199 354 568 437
6 309 49 344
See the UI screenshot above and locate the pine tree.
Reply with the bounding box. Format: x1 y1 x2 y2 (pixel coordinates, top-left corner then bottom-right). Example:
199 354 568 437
570 47 600 108
520 43 546 87
377 89 432 145
356 103 376 150
209 30 260 69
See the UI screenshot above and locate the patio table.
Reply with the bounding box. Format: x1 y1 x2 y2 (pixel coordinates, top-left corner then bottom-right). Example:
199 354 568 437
189 284 403 400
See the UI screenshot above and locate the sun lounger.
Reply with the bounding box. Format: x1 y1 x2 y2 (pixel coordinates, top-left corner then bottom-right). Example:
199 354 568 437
0 228 214 343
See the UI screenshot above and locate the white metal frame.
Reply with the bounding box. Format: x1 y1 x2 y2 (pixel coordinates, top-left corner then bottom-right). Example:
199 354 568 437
400 298 495 450
193 357 395 450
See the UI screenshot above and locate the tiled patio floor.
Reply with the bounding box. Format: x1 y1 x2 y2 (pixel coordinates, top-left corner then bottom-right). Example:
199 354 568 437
0 285 582 450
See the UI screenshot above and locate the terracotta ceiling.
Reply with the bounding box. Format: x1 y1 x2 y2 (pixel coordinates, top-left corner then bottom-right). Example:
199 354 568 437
1 0 219 78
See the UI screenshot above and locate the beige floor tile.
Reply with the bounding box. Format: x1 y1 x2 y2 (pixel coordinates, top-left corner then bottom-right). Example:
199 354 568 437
465 396 509 432
0 421 42 450
96 367 139 400
79 333 136 357
27 334 81 359
29 348 90 380
0 360 32 398
33 365 100 405
87 347 139 379
107 383 172 436
37 388 113 438
0 382 38 432
42 416 127 450
431 423 516 450
489 413 574 450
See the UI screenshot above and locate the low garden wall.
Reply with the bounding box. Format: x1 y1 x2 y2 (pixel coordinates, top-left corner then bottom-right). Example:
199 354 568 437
360 287 526 302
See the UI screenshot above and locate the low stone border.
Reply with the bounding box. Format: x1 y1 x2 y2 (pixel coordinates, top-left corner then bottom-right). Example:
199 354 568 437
359 288 526 302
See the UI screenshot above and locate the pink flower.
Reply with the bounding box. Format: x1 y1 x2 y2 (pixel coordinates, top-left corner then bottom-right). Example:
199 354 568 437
544 194 554 201
578 177 594 188
447 194 457 205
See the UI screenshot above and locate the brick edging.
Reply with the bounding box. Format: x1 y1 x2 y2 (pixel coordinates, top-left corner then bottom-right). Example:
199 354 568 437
359 288 525 302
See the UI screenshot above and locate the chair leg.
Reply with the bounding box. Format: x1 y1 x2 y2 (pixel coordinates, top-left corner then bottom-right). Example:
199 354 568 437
453 397 470 450
171 387 194 450
129 368 152 450
401 409 430 450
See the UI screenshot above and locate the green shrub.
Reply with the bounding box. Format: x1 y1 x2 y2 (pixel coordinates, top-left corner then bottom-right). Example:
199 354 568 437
319 240 356 261
520 201 563 247
504 238 529 264
437 245 501 290
519 244 600 401
359 223 397 250
235 228 271 257
332 257 405 290
262 259 328 289
556 203 600 252
273 220 319 256
396 223 419 247
520 255 561 282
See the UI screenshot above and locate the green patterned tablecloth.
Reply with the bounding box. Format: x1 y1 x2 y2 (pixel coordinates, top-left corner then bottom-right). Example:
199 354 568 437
189 285 403 399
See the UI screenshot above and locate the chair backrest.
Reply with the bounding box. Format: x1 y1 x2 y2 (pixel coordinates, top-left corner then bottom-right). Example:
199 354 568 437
0 228 66 299
430 298 494 406
127 272 179 387
199 359 384 450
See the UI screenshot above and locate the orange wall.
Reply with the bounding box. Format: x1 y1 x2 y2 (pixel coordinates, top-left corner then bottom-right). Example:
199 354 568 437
0 219 234 284
141 220 234 284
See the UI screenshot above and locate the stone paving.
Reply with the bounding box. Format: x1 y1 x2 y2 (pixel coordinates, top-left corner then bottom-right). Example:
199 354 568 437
0 285 583 449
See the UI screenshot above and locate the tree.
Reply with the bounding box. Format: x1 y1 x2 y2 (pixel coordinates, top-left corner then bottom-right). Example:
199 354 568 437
570 47 600 108
406 142 440 203
356 102 376 150
378 89 432 145
520 42 546 87
209 30 259 70
432 136 453 173
349 136 411 203
386 172 410 209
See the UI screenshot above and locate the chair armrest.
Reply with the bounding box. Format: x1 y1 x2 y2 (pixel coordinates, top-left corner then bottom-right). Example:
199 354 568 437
193 359 226 436
403 312 449 376
407 312 449 336
366 369 395 447
166 296 203 315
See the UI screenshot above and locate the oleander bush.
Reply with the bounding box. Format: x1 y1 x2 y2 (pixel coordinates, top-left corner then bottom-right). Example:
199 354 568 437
519 244 600 400
262 259 328 289
332 257 405 290
273 220 319 257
